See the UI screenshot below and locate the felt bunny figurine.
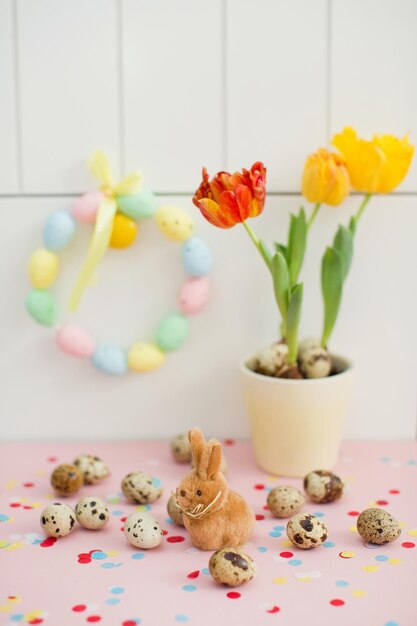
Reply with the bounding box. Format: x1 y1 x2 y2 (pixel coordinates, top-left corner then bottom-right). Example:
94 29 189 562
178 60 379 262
175 428 254 551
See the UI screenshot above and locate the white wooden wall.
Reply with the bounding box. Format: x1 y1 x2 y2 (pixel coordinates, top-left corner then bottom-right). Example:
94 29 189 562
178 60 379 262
0 0 416 441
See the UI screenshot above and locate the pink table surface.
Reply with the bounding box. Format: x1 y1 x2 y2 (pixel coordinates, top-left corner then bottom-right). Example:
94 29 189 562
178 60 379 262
0 440 416 626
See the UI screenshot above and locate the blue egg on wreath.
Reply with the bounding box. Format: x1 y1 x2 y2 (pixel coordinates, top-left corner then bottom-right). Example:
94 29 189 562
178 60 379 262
181 236 213 277
43 210 76 251
92 344 127 376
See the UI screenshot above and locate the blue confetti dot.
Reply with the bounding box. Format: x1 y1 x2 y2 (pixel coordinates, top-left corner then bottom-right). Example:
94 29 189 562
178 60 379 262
268 531 282 538
313 511 324 517
111 510 123 516
336 580 349 587
201 567 210 575
110 586 125 594
131 552 145 560
101 562 123 569
182 585 197 592
0 514 9 522
264 487 273 492
407 459 417 465
323 541 336 548
10 615 24 622
375 554 389 562
175 616 189 623
105 598 120 605
257 546 268 553
91 551 107 560
288 559 302 566
273 525 285 531
384 622 400 626
380 456 390 463
166 517 174 524
152 477 162 488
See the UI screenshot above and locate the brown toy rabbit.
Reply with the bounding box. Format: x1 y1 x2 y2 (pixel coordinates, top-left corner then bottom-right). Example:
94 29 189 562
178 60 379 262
175 428 254 551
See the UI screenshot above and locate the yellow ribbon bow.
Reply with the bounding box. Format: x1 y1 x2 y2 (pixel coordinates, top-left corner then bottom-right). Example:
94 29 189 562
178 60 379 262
68 151 143 311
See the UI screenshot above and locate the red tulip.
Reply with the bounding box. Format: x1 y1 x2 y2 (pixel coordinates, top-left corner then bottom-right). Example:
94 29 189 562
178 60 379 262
193 162 267 228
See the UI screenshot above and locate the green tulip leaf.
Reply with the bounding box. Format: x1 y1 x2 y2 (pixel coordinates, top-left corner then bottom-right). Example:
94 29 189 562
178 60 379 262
333 224 354 280
287 207 307 285
274 242 287 259
321 246 343 347
271 251 289 322
259 239 273 271
348 215 357 235
286 282 303 364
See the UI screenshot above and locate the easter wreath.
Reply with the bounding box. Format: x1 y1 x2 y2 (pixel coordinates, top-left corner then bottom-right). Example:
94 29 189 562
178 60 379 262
26 152 212 375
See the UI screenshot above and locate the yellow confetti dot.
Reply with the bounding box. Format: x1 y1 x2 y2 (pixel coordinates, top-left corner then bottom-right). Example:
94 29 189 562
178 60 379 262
362 565 379 573
340 551 355 558
35 469 46 476
0 605 12 613
349 525 358 533
0 540 10 548
267 475 279 482
344 476 355 482
273 577 287 584
136 505 151 512
107 550 118 557
296 576 312 583
5 542 24 551
31 502 42 509
280 539 293 548
5 480 18 490
352 589 367 598
388 558 402 565
26 610 43 621
408 528 417 536
399 521 406 528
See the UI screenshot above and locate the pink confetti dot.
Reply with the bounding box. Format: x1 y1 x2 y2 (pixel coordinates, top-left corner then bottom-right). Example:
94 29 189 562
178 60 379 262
47 456 58 462
279 551 293 558
167 536 185 543
223 439 235 446
10 502 21 508
227 592 241 599
376 500 389 505
389 489 400 494
267 606 280 614
330 599 345 606
263 505 269 511
401 542 415 548
23 482 34 487
72 605 87 612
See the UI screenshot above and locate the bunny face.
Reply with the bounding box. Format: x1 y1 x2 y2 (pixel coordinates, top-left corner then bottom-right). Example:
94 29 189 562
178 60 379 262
175 428 228 518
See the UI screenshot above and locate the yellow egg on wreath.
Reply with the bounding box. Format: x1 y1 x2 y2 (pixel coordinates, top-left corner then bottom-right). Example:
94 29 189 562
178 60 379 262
25 151 213 376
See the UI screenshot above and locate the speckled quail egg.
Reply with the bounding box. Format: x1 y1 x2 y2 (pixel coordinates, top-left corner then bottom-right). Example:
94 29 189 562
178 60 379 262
123 511 163 549
170 433 192 463
50 464 83 496
299 346 331 379
167 494 185 526
254 343 288 376
298 337 321 355
209 547 257 587
286 513 328 549
75 496 109 530
357 508 401 545
40 502 76 537
304 470 344 503
121 471 163 504
267 485 305 518
73 454 110 484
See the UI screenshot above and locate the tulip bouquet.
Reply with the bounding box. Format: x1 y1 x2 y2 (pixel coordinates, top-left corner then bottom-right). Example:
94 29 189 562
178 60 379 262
193 127 414 380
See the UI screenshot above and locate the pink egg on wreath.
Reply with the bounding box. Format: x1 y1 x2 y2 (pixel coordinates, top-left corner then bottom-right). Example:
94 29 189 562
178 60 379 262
72 190 104 223
57 325 95 357
178 276 210 314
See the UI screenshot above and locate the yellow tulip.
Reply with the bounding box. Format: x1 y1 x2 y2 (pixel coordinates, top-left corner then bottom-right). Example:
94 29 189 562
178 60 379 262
302 148 350 206
332 127 414 193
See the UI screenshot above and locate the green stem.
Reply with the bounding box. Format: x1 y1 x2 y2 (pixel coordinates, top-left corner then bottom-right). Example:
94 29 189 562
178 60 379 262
242 220 271 270
353 193 372 226
307 203 321 230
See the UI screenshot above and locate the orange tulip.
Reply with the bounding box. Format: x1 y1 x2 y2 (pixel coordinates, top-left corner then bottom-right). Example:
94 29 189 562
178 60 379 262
193 162 267 228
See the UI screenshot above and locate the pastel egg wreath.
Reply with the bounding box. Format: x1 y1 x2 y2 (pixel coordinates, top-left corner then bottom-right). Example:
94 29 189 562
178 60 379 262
26 153 212 376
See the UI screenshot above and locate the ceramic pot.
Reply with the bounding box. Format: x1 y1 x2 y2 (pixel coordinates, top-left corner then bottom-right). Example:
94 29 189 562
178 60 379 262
239 352 354 476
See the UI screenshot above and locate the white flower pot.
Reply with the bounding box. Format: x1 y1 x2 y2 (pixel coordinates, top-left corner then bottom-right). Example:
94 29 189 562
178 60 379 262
239 352 354 477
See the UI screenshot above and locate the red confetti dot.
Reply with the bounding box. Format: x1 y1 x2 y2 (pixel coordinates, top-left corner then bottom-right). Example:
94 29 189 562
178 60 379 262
256 514 265 521
330 599 345 606
86 617 101 623
23 505 33 510
254 484 265 490
77 555 92 564
23 482 34 487
376 500 388 506
162 530 168 536
10 502 21 508
47 456 58 462
347 511 360 516
40 537 57 548
401 542 415 548
263 504 270 511
72 605 87 612
120 517 127 522
122 621 137 626
223 439 235 446
187 570 200 579
389 489 400 494
166 535 185 543
28 619 43 624
88 550 102 555
279 551 293 558
227 592 241 599
267 606 280 614
8 596 17 600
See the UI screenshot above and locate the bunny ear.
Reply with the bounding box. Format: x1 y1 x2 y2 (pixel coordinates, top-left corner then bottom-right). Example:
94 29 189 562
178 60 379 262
189 428 206 474
200 439 223 481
